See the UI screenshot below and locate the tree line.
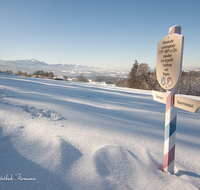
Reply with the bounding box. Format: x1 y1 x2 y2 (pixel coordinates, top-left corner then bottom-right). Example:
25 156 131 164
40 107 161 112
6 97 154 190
1 70 55 79
115 60 200 96
1 63 199 96
92 76 124 84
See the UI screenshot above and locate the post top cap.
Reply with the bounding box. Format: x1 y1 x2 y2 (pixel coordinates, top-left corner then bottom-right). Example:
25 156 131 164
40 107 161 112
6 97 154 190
169 25 181 34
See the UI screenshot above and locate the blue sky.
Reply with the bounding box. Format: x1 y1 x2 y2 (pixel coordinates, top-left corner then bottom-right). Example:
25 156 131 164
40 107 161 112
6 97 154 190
1 0 200 70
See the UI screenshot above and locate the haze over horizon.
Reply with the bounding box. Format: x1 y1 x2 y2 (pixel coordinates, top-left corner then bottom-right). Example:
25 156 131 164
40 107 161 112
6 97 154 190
1 58 199 72
1 0 200 70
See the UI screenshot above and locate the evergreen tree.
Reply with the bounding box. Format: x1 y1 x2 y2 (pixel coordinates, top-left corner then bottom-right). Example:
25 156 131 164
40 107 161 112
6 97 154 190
137 63 149 87
47 71 54 79
95 76 100 82
127 60 138 88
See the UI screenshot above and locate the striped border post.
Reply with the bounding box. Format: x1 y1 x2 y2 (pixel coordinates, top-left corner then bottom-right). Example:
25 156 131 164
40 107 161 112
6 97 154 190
163 25 181 174
163 85 178 174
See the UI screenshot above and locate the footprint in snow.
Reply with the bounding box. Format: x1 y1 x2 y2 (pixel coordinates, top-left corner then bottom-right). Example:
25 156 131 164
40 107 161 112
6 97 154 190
22 106 64 121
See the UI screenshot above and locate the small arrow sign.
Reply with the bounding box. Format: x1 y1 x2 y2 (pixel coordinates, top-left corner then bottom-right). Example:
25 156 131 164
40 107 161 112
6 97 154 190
152 91 200 113
152 91 167 104
174 95 200 113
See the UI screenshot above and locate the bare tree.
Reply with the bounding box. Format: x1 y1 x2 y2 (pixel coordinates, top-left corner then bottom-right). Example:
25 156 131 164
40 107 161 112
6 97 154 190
77 73 88 82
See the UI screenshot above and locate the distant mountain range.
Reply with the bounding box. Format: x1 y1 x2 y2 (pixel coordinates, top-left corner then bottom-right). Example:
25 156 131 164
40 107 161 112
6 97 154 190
182 67 200 72
0 59 129 78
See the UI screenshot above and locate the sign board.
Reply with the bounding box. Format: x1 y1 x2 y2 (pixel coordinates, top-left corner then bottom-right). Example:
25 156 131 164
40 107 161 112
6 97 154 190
152 91 166 104
174 95 200 113
152 91 200 113
156 34 184 90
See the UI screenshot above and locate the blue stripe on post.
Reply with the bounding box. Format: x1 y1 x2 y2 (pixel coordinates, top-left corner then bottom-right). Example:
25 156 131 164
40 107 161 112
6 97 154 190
164 116 177 141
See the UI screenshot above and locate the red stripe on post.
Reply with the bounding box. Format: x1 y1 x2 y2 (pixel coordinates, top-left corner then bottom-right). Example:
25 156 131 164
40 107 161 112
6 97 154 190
163 145 175 169
166 86 178 113
166 93 172 112
166 92 175 113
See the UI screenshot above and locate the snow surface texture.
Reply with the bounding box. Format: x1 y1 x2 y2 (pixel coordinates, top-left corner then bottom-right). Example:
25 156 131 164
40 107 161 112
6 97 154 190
0 74 199 190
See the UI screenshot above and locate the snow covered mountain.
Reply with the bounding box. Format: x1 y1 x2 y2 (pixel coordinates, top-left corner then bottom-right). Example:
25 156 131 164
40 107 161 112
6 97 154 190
0 59 129 78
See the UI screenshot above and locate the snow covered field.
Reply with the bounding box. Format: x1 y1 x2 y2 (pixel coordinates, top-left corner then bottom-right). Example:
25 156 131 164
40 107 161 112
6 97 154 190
0 73 199 190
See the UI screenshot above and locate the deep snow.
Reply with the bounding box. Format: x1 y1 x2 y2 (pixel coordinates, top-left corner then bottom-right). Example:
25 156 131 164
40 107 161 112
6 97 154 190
0 74 199 190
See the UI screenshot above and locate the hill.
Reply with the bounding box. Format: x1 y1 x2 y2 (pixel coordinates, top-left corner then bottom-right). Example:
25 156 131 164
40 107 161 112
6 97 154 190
0 73 199 189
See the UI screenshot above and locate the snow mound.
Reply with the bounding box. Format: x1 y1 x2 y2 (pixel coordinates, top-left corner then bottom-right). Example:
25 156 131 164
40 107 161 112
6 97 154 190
93 145 155 189
94 145 137 177
0 126 75 189
93 145 197 190
22 106 64 121
58 139 83 171
14 135 83 174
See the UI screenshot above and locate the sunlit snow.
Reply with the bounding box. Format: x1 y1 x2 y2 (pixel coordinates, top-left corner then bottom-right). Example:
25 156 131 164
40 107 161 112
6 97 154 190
0 73 199 190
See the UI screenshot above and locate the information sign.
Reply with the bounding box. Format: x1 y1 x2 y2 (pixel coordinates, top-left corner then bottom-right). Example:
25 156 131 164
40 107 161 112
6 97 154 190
156 34 184 90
